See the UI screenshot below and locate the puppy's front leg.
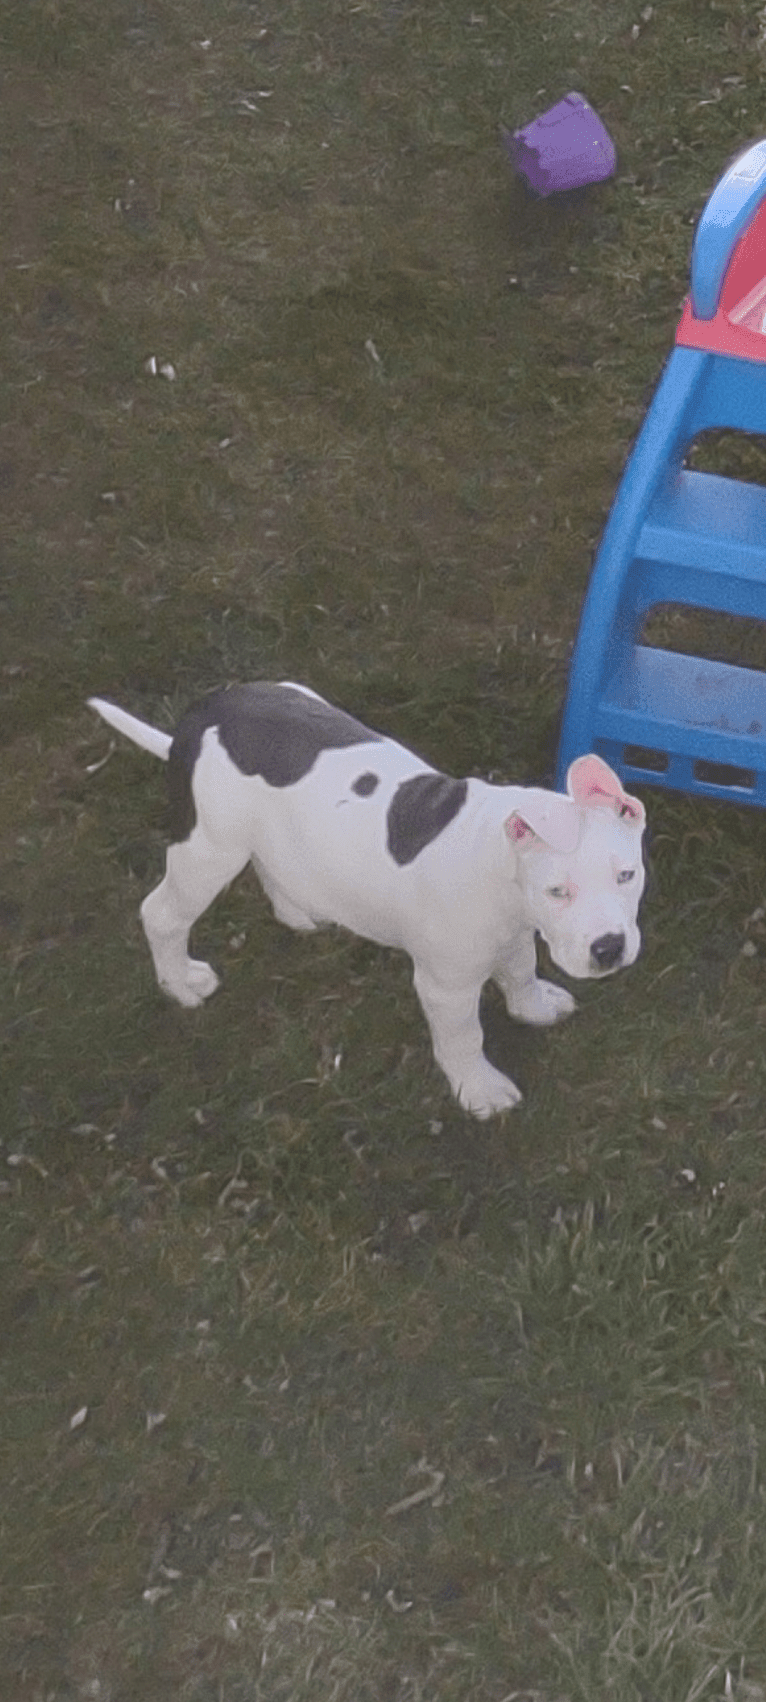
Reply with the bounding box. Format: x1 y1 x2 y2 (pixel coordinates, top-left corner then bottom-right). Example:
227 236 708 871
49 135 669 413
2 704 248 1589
494 931 576 1027
412 965 522 1119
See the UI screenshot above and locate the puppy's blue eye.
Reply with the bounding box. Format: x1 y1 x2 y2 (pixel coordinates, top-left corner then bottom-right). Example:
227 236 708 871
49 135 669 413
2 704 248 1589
617 869 635 885
547 885 569 900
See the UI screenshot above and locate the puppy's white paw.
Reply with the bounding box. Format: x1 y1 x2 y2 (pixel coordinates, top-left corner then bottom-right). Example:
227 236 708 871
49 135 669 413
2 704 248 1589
506 978 576 1027
454 1060 522 1119
161 960 221 1008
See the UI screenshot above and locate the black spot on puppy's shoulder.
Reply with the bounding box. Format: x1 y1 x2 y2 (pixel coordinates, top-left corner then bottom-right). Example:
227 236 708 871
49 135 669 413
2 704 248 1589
351 772 379 797
387 772 468 866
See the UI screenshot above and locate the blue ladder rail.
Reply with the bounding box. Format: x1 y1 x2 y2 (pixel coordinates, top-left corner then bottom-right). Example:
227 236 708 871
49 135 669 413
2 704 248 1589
690 138 766 319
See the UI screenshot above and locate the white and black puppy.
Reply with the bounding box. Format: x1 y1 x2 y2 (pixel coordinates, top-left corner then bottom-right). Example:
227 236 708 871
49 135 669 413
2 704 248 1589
89 681 646 1118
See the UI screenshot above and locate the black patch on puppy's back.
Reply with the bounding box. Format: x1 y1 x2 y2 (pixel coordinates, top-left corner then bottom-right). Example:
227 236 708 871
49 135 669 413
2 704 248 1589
167 682 382 842
387 772 469 865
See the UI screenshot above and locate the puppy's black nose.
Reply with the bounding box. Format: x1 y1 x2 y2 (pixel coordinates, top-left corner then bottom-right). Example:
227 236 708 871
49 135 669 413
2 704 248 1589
590 932 625 972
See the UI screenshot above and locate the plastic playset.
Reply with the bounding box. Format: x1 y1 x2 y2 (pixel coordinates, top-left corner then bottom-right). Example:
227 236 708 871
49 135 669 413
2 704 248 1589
555 138 766 806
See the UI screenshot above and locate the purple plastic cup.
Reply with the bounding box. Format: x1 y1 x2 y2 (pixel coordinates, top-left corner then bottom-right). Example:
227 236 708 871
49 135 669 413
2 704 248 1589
504 92 616 196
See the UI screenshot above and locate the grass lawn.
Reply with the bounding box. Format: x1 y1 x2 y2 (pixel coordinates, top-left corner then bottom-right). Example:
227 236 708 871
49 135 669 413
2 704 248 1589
4 1 766 1697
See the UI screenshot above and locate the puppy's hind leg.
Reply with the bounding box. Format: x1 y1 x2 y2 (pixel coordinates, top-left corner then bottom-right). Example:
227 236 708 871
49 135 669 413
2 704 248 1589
140 827 250 1007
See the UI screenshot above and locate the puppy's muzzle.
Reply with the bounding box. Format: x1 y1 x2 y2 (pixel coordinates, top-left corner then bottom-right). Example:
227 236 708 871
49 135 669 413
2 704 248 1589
590 931 626 973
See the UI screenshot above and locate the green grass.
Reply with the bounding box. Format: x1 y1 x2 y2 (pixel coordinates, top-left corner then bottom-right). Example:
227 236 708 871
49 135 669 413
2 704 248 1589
4 0 766 1697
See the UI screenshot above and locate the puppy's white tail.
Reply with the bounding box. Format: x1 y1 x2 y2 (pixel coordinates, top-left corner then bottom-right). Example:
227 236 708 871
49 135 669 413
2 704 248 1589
88 697 172 761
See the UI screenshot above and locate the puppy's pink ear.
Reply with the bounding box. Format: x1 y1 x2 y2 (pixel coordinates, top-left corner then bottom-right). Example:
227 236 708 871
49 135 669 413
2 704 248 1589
566 754 644 825
506 815 537 846
504 790 580 854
